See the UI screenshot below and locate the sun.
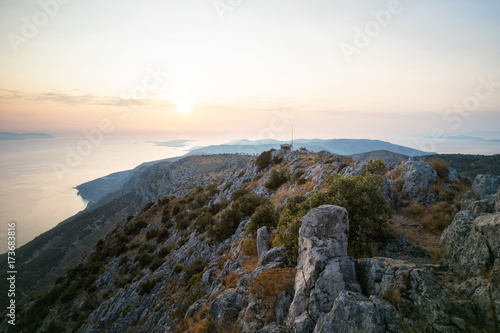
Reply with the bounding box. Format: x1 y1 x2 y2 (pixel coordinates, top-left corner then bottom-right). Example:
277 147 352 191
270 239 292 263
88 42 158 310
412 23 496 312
174 99 193 113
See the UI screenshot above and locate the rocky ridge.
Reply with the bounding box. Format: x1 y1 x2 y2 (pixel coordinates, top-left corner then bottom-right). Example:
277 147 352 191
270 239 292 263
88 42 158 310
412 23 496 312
2 150 499 333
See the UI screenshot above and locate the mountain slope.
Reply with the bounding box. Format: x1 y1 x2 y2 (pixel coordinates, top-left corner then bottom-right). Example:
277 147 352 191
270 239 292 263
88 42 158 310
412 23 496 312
0 154 250 306
187 138 433 157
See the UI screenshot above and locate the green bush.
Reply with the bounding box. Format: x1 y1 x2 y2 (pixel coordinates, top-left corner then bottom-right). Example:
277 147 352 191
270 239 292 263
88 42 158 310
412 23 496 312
223 181 233 192
157 228 170 242
146 228 158 240
195 212 215 233
210 194 267 242
138 253 153 268
124 219 148 235
274 174 394 264
231 187 249 201
273 155 283 164
138 278 157 295
173 264 184 274
265 169 290 190
238 170 246 178
362 159 386 175
142 201 154 212
247 201 279 235
256 150 273 171
150 258 165 272
184 256 207 284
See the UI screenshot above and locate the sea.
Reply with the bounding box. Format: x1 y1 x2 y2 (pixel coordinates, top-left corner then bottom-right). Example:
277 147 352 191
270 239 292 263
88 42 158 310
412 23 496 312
0 136 192 251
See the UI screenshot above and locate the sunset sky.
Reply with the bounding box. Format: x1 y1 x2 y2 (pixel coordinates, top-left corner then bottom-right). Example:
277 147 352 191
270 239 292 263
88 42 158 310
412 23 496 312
1 0 499 150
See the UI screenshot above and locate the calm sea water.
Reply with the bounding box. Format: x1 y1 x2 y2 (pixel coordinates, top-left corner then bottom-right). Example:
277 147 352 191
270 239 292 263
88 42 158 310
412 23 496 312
0 137 188 250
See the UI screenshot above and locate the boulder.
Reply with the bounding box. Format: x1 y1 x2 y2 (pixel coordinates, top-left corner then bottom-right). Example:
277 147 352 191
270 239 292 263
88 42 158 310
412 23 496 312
399 161 437 201
440 210 477 266
259 246 288 268
460 196 496 215
472 174 500 199
308 257 361 320
208 289 243 330
378 236 431 264
288 205 349 332
448 168 460 182
496 188 500 212
313 291 401 333
443 213 500 279
257 226 270 258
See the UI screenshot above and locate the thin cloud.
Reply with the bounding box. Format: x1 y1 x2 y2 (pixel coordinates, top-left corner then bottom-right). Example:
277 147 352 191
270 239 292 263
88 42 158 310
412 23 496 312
146 139 194 148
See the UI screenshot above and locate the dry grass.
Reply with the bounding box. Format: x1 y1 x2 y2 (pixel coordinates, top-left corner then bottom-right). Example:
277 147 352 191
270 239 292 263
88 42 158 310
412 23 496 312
242 237 258 257
379 285 401 309
421 201 454 232
427 159 450 180
402 203 425 217
385 164 403 180
222 271 239 289
242 256 259 273
249 268 296 322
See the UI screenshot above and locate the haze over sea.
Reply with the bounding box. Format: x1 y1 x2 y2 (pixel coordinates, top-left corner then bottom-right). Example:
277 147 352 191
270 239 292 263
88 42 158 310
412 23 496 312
0 136 196 249
0 134 498 250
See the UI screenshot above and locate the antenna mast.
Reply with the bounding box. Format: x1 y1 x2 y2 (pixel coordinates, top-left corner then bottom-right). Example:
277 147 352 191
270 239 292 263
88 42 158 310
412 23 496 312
291 125 294 150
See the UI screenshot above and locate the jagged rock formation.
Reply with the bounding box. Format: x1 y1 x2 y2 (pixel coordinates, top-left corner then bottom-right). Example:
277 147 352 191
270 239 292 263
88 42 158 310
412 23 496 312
2 150 500 333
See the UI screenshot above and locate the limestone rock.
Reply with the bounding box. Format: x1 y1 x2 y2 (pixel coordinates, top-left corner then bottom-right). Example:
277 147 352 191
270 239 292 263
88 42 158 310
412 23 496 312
288 205 349 332
460 196 496 215
208 289 243 330
259 246 288 268
400 161 437 201
378 236 431 264
472 174 500 198
257 226 270 258
313 291 401 333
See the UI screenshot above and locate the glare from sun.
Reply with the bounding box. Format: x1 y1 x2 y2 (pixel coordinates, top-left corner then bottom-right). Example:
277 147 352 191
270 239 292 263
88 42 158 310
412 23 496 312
175 99 193 113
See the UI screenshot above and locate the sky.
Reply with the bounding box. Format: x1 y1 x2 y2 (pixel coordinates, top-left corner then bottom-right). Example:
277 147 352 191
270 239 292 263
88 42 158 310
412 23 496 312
1 0 499 152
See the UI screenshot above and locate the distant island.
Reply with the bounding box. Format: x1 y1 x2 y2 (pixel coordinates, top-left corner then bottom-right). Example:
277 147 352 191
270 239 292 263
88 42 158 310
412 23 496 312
0 132 55 140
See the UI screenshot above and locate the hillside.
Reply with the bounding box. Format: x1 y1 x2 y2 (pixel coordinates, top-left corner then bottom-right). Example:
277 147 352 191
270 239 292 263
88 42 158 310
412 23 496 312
3 150 499 333
187 138 433 157
0 154 250 306
350 150 409 164
419 153 500 179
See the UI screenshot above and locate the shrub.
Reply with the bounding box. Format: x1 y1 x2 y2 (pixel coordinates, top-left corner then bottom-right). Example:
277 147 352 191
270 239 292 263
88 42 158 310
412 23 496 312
238 170 246 178
265 169 290 190
256 150 273 171
184 256 207 284
223 181 233 192
275 174 394 263
173 264 184 274
247 201 279 235
138 278 157 295
210 194 266 242
157 228 170 242
121 304 132 317
142 201 154 212
195 212 215 233
231 187 249 201
273 155 283 164
172 204 182 216
158 246 171 258
150 258 165 272
362 159 386 175
146 228 158 240
124 219 147 235
138 253 153 268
